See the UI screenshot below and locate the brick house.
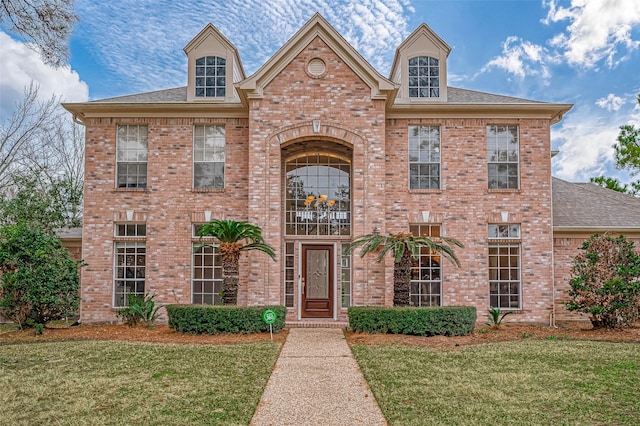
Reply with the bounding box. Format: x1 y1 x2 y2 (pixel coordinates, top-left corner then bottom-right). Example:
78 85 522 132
64 14 592 325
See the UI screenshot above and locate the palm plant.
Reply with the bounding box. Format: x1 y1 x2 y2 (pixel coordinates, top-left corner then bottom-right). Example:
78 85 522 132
350 231 463 306
198 219 276 305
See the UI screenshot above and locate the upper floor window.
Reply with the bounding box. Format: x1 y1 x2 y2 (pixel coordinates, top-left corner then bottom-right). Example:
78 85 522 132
487 125 519 190
409 125 440 190
195 56 226 97
408 56 439 98
116 125 148 189
193 125 225 189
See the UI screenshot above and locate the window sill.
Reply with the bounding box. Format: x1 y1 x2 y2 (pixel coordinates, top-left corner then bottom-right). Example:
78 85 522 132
487 189 521 194
115 187 148 193
408 189 442 194
191 188 225 193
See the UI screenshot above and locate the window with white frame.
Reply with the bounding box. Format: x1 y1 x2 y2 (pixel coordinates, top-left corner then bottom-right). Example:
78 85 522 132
116 125 148 188
408 56 439 98
409 125 440 189
341 243 352 308
284 242 295 308
193 125 225 189
114 223 146 307
195 56 226 97
487 125 519 189
192 244 223 305
409 224 442 306
488 224 521 309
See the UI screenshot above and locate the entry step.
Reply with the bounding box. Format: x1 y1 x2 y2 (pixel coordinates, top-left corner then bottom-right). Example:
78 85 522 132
286 321 349 329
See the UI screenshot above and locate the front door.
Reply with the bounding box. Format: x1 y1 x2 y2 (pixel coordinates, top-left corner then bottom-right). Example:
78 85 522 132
301 244 334 318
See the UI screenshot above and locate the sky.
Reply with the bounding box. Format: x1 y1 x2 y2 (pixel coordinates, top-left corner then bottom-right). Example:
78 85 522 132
1 0 639 184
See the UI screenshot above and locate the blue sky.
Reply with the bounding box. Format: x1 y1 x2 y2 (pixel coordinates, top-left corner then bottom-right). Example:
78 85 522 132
1 0 639 183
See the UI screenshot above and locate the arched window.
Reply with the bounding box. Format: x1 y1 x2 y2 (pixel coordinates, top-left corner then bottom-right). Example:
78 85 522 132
195 56 226 97
408 56 439 98
284 149 351 236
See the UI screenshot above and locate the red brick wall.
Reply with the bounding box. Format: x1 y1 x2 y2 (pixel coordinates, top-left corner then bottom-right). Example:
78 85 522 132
385 118 555 323
79 36 558 324
81 117 249 322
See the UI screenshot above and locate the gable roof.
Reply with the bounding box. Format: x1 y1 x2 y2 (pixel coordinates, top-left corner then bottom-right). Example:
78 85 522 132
552 177 640 231
236 13 398 101
183 23 246 80
389 22 451 83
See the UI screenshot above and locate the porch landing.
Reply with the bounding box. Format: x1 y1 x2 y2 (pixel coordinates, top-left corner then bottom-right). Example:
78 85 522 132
286 320 349 329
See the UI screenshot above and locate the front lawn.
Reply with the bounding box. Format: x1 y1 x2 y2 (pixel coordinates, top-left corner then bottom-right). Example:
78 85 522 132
352 340 640 425
0 340 280 425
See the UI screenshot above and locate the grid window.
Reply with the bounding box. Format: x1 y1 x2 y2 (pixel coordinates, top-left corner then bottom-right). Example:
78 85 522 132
488 224 520 239
116 125 148 188
487 125 519 189
114 242 146 307
192 245 223 305
488 224 521 309
409 125 440 189
408 56 439 98
285 153 351 236
341 243 352 308
115 223 146 237
409 224 442 307
195 56 226 97
284 242 295 308
194 125 225 189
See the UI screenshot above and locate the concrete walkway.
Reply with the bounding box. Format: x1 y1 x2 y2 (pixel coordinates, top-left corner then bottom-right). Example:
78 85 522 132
250 328 387 426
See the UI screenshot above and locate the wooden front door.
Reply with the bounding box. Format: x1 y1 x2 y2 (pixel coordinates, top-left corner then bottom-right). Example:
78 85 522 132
301 244 334 318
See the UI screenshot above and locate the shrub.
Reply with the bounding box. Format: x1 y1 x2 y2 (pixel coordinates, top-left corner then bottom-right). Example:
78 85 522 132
348 306 476 336
115 293 161 327
166 304 286 334
565 234 640 328
485 307 513 328
0 224 81 328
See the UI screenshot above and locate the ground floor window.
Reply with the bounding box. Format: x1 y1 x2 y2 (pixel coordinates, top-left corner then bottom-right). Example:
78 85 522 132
341 243 352 308
488 224 521 309
409 224 442 306
192 244 223 305
284 242 295 307
114 242 146 307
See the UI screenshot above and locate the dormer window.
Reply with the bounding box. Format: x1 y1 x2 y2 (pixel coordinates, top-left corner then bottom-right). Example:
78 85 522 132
408 56 439 98
195 56 226 97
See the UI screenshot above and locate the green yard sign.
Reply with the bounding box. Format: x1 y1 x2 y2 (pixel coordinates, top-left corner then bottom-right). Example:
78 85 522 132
262 309 278 325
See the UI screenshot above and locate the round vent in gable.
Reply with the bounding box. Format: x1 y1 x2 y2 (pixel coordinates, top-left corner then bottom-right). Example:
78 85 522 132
307 58 326 77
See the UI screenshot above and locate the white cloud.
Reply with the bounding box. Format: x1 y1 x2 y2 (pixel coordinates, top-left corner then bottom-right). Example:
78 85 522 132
481 36 555 80
552 102 640 181
543 0 640 68
595 93 625 111
74 0 411 94
552 115 619 181
0 31 89 120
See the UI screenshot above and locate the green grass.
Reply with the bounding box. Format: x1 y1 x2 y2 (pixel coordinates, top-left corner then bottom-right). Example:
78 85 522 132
352 340 640 425
0 340 280 425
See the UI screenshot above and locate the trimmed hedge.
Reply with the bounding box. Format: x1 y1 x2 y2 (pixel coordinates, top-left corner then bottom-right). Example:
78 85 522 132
348 306 476 336
166 304 286 334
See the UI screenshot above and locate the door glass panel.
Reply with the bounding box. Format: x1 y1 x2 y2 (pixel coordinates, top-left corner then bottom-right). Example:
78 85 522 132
306 249 329 298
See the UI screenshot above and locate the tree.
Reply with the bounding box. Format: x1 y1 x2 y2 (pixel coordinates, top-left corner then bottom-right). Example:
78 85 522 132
565 234 640 329
590 94 640 197
0 83 84 230
198 219 276 305
589 176 639 197
0 223 81 328
0 0 77 67
0 82 60 190
349 231 463 306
